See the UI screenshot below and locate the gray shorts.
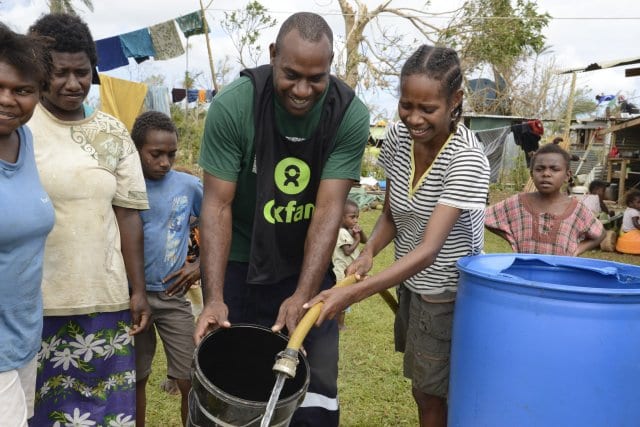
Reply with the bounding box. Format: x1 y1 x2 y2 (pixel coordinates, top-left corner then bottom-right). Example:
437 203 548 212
394 284 455 398
135 291 195 381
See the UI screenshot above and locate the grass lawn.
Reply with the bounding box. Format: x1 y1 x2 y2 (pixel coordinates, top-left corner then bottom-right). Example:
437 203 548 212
144 208 638 426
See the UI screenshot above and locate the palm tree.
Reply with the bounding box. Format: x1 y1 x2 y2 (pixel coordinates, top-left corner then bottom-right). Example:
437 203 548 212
49 0 94 14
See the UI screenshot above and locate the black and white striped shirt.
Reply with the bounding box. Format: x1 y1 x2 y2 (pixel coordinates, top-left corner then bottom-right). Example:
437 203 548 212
378 122 490 295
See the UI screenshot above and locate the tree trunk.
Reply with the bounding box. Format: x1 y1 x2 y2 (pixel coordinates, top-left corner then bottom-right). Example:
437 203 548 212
338 0 359 88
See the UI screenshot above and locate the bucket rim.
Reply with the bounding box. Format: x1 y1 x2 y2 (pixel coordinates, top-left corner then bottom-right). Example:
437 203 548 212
193 323 311 408
457 253 640 296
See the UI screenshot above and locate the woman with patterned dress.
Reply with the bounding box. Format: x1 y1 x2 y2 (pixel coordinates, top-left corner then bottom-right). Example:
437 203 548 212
28 14 151 426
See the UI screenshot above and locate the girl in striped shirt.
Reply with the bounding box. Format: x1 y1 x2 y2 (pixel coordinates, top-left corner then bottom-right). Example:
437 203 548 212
305 45 490 427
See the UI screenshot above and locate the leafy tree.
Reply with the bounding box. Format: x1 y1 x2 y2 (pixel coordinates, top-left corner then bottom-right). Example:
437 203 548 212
503 50 569 118
336 0 454 91
556 87 597 121
443 0 549 71
204 1 557 122
220 0 277 69
171 104 205 170
569 90 598 118
441 0 551 114
334 0 551 117
49 0 93 14
213 55 234 86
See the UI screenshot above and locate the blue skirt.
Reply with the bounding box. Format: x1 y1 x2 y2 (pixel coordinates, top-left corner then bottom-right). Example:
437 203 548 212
31 310 136 426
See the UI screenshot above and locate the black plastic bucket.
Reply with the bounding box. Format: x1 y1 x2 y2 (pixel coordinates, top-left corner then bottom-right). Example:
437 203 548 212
188 324 310 427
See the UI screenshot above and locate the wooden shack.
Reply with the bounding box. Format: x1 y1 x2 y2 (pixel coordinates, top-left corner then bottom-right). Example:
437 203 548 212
602 116 640 203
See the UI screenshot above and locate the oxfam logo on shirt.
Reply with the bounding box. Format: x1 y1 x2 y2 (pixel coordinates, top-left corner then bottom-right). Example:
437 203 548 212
274 157 310 195
262 157 315 225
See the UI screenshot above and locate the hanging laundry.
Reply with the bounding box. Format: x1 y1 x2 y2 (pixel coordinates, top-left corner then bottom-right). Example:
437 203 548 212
95 36 129 71
171 88 216 103
144 86 172 116
99 74 148 132
119 28 156 63
133 56 150 64
474 127 512 183
187 89 199 103
175 10 208 38
526 119 544 136
595 93 616 105
172 88 186 103
149 20 185 60
511 122 541 167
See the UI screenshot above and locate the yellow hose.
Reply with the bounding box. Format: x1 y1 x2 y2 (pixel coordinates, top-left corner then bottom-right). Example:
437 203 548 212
286 274 358 351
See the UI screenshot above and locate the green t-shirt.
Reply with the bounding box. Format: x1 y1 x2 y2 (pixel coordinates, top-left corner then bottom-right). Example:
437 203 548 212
199 76 370 261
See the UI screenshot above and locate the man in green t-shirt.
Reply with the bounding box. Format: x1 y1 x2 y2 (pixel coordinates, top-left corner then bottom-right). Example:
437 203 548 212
194 11 369 426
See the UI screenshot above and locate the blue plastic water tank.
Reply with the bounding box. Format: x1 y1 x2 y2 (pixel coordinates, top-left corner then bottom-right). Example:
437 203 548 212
449 254 640 427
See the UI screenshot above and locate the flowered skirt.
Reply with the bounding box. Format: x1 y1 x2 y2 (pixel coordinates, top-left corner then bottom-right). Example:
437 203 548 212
31 311 136 427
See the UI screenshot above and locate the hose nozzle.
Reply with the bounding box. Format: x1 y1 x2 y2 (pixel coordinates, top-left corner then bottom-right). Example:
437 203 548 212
273 275 358 379
272 348 299 378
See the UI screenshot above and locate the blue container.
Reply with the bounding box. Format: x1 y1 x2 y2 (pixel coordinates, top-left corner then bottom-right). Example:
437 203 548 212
449 254 640 427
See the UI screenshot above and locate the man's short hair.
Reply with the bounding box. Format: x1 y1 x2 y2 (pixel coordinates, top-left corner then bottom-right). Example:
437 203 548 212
275 12 333 54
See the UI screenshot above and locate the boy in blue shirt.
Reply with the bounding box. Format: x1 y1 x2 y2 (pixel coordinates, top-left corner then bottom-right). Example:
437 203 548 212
131 111 203 427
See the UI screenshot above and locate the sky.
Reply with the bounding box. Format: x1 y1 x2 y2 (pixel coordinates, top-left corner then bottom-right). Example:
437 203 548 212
2 0 640 119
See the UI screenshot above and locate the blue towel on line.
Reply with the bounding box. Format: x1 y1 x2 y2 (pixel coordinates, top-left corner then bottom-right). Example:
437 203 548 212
120 28 156 60
96 36 129 71
186 89 199 103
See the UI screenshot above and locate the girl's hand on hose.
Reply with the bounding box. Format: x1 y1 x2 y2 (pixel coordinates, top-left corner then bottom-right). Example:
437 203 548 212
346 252 373 280
303 286 358 327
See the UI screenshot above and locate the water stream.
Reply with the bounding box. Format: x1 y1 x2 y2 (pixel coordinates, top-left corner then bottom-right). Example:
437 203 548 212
260 372 287 427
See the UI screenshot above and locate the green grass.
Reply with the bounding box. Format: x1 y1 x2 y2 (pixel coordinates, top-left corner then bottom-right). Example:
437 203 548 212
145 208 639 426
338 208 416 426
143 346 183 425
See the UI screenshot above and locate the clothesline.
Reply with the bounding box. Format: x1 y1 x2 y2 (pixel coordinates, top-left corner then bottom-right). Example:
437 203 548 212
472 124 513 133
472 123 540 134
95 10 208 72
